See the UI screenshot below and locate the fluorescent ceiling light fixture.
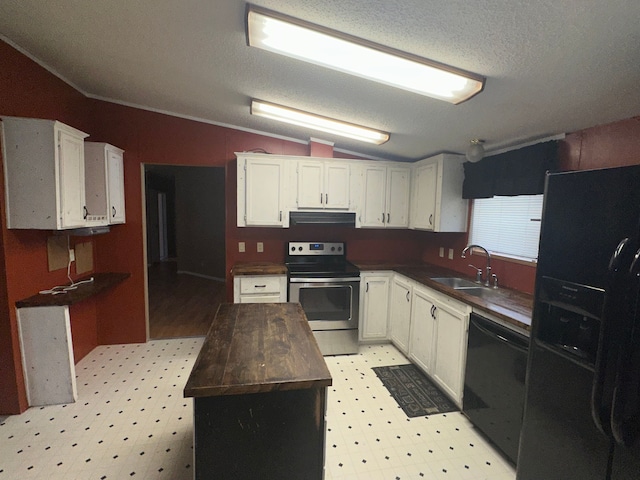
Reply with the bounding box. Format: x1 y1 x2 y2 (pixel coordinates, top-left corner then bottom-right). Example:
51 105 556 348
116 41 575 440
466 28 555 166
247 5 485 104
251 100 390 145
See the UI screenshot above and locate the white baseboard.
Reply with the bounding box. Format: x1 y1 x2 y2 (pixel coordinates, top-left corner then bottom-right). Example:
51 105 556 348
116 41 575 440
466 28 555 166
176 270 225 282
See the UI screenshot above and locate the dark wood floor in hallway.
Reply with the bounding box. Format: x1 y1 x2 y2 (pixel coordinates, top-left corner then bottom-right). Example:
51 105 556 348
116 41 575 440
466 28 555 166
148 260 225 339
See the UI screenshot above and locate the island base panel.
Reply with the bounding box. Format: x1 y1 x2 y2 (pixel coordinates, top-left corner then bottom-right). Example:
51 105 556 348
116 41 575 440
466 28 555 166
193 387 327 480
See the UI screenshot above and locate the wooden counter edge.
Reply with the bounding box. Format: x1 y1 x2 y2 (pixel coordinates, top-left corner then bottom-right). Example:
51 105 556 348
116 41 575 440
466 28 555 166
184 376 333 398
16 272 131 308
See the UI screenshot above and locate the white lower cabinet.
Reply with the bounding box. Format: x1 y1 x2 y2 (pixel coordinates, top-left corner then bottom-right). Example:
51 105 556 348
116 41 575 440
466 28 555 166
409 284 471 407
408 285 437 373
359 272 390 342
389 275 413 354
360 271 471 407
233 275 287 303
432 298 470 406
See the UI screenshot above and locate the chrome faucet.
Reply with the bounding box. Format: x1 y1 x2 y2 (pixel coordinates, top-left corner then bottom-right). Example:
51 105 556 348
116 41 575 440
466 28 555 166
462 244 496 287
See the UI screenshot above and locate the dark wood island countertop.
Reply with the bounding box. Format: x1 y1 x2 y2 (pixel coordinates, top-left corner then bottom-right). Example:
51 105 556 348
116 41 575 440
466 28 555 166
184 302 332 398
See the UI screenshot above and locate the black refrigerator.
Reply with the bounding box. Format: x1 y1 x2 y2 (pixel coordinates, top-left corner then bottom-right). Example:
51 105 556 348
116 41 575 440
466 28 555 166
517 164 640 480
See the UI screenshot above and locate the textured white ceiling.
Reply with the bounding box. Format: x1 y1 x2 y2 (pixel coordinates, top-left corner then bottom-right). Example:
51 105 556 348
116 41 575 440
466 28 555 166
1 0 639 160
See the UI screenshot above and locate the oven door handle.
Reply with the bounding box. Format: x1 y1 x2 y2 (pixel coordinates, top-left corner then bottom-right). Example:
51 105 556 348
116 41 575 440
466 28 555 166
289 277 361 283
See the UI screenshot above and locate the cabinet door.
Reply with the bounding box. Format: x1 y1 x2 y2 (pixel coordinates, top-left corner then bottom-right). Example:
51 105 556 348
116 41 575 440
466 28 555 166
433 302 469 405
412 163 437 230
107 148 126 224
389 277 412 354
360 275 390 340
324 163 350 209
57 128 87 228
297 160 323 209
245 159 284 226
361 166 386 227
386 167 410 228
409 287 437 374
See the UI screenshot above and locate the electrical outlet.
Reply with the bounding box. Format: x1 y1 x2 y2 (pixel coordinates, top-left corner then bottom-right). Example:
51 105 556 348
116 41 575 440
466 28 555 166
257 242 264 253
448 248 454 260
69 249 75 262
439 247 444 258
238 242 245 253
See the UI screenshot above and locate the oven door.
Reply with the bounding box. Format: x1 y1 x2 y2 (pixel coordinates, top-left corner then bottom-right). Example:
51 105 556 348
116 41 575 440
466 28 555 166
289 277 360 331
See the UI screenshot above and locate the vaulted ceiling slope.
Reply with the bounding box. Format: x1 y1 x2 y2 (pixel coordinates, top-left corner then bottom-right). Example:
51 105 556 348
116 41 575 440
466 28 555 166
1 0 639 161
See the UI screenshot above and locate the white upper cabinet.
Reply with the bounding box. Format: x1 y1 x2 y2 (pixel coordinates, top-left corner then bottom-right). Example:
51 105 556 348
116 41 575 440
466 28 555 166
237 153 287 227
2 117 89 230
411 162 438 230
386 166 411 227
297 159 350 209
235 153 466 230
84 142 126 225
410 153 468 232
361 163 410 228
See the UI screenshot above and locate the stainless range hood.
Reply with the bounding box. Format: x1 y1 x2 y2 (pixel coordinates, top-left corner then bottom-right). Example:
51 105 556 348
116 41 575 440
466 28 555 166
289 211 356 226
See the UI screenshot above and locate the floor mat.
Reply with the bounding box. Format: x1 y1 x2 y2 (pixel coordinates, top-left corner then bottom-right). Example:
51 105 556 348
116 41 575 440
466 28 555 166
372 364 458 418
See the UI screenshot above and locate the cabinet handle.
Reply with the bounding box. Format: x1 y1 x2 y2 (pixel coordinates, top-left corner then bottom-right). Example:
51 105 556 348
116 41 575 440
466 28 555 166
255 284 266 288
387 213 390 223
429 214 433 226
279 211 282 221
325 193 328 204
382 211 385 223
112 206 116 218
83 206 88 220
406 291 410 302
366 282 369 293
320 193 323 204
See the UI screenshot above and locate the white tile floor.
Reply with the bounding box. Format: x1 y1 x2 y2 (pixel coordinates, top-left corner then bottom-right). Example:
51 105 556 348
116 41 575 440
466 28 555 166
0 340 515 480
324 344 515 480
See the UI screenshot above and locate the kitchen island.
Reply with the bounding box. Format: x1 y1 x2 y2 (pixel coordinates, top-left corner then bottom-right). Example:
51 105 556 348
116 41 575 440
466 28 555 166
184 302 332 480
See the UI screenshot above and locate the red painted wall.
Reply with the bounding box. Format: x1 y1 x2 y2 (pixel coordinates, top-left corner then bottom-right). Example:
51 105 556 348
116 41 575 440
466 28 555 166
87 100 425 334
0 40 96 413
420 117 640 294
1 36 640 414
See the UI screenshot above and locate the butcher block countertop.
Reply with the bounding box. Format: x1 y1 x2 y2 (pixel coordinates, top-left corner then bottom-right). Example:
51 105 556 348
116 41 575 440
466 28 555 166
356 262 533 331
184 303 332 398
231 262 288 276
15 272 130 308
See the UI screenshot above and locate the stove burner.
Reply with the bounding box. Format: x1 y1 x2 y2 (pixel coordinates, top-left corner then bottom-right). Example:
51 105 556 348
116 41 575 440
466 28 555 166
285 242 359 279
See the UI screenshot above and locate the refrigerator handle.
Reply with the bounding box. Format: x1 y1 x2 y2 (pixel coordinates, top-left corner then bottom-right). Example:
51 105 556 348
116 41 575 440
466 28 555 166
610 247 640 446
591 238 631 437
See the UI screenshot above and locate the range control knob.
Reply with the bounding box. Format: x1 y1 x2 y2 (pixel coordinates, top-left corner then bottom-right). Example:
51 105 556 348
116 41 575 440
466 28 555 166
291 246 295 251
298 246 303 251
331 246 335 251
338 246 342 252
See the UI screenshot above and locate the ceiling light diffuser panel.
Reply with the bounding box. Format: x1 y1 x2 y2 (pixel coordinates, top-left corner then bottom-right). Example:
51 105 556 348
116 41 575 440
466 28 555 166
247 5 485 104
251 100 390 145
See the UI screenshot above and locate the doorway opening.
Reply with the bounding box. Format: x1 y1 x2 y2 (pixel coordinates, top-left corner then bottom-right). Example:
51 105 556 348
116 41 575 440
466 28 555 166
144 164 226 339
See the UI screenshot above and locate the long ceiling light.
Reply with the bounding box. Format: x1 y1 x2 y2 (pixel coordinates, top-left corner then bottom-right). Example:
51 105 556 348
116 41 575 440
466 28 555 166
251 100 390 145
246 5 485 104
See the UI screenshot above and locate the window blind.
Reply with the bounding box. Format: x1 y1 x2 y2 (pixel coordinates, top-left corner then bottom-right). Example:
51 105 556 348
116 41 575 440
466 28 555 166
469 194 543 261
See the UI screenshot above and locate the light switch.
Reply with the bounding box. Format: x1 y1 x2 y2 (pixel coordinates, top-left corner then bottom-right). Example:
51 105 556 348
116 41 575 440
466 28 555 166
448 248 454 260
439 247 444 258
238 242 245 253
257 242 264 253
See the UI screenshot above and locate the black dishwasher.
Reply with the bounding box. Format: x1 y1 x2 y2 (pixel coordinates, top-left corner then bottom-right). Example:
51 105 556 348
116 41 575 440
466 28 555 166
463 312 529 464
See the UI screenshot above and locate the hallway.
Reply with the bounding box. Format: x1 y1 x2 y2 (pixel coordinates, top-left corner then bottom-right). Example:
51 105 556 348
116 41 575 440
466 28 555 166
147 260 225 339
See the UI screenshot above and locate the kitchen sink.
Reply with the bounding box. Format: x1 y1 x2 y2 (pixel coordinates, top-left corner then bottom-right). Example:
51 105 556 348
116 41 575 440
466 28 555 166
431 277 482 289
457 287 495 299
